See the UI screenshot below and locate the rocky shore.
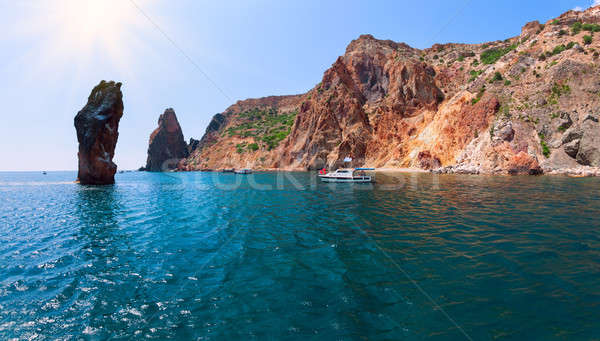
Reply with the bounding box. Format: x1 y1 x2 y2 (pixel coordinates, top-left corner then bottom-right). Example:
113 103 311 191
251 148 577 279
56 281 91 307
431 164 600 177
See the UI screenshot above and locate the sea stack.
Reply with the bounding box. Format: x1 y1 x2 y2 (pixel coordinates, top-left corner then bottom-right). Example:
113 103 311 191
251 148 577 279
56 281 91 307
74 80 124 185
145 108 189 171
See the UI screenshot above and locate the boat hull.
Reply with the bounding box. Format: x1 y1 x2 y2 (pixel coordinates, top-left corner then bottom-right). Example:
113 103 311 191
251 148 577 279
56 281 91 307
319 175 373 183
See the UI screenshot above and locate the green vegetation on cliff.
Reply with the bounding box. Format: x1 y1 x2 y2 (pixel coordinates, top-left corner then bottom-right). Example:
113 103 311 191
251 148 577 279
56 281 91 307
226 108 297 151
538 132 551 158
480 43 517 64
572 22 600 35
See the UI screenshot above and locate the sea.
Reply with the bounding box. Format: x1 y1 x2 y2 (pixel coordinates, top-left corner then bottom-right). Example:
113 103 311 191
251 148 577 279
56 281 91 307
1 171 599 340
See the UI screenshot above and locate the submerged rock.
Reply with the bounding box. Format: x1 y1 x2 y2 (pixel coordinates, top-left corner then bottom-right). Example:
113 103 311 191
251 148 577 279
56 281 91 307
74 80 124 185
145 108 189 171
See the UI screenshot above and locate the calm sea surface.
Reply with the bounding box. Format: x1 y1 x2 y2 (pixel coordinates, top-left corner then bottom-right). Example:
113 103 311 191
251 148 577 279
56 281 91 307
1 171 599 340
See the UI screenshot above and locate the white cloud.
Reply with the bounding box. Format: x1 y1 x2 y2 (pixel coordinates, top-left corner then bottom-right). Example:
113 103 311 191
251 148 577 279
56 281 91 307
575 0 600 10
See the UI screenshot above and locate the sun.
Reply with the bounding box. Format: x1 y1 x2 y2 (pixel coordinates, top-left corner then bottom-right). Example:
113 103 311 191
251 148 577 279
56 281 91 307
58 0 132 47
14 0 156 75
49 0 144 63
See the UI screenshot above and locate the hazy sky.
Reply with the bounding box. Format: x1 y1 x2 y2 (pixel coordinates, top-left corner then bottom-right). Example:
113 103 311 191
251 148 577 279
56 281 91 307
0 0 595 171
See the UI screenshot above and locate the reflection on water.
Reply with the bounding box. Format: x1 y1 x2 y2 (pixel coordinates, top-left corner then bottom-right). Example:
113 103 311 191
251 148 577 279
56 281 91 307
0 171 599 340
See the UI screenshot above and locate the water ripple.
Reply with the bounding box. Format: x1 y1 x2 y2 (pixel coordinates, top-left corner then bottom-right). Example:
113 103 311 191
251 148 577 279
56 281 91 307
0 171 599 339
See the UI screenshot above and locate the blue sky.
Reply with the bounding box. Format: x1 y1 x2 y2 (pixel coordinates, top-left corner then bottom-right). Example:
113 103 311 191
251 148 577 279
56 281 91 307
0 0 595 171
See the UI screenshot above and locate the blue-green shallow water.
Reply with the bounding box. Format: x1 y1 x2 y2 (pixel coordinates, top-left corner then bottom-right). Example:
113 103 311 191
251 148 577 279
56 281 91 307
1 171 599 340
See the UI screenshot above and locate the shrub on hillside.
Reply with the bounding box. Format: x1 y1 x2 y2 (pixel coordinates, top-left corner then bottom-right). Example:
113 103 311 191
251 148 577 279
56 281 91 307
480 44 517 64
582 23 600 32
572 22 583 35
469 69 483 82
538 133 551 158
247 143 259 152
492 72 503 82
552 44 567 55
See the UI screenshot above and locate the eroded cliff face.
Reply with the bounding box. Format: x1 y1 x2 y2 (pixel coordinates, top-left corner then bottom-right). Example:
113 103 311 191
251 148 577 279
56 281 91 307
145 108 189 171
185 6 600 175
74 80 123 185
180 95 303 170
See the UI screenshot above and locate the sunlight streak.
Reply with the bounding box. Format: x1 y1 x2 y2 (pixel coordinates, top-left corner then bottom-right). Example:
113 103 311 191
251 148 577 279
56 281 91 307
12 0 156 76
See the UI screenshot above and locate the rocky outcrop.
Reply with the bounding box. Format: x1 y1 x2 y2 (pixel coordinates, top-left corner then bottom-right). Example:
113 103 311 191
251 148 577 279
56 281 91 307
576 115 600 166
74 80 123 185
181 95 303 170
417 151 441 170
145 108 189 171
194 113 226 153
188 138 200 154
181 6 600 175
507 152 543 175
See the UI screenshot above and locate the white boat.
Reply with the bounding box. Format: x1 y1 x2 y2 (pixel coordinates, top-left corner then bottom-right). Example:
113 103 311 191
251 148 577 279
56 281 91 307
318 168 374 183
234 168 253 174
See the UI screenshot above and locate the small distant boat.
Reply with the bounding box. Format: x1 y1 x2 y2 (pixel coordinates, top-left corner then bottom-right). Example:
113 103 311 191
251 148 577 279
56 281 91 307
42 171 47 175
318 168 374 183
221 168 235 173
234 168 253 174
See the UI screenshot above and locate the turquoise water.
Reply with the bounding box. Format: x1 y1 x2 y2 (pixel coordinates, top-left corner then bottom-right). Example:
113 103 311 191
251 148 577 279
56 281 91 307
1 171 599 340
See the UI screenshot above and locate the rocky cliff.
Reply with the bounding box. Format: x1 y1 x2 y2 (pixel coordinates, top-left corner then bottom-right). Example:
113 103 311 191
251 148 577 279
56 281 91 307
184 6 600 175
145 108 189 171
74 80 124 185
180 95 303 170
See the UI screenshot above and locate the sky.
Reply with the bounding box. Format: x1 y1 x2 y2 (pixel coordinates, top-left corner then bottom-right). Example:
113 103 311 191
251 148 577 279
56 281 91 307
0 0 597 171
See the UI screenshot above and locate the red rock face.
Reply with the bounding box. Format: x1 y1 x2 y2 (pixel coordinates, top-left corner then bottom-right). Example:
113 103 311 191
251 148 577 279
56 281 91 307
278 35 444 170
145 108 189 171
74 81 123 185
278 58 371 169
507 151 543 175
